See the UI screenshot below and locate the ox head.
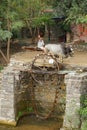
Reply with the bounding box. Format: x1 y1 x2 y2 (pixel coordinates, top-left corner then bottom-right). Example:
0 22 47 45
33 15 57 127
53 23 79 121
64 44 74 57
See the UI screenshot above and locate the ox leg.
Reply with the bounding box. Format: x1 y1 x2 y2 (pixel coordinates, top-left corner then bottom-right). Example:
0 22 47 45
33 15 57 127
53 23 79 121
57 54 63 63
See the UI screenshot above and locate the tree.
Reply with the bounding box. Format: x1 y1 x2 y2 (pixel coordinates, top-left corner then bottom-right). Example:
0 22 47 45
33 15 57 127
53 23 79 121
15 0 53 43
0 22 12 63
0 0 24 62
0 0 53 63
51 0 87 42
53 0 87 24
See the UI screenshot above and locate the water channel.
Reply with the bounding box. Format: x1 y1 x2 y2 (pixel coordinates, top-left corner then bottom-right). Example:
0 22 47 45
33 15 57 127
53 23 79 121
0 115 63 130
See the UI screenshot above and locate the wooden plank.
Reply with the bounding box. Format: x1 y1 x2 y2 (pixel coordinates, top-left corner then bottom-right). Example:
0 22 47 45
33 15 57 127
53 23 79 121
22 46 43 51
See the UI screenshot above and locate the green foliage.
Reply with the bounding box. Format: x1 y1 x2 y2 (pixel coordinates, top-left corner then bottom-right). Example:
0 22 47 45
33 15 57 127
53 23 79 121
1 0 87 38
0 0 56 38
0 29 12 41
27 107 33 112
65 2 86 24
80 95 87 119
17 106 33 120
81 120 87 130
0 66 4 72
32 15 52 28
11 21 24 31
18 111 23 117
53 0 87 25
77 15 87 24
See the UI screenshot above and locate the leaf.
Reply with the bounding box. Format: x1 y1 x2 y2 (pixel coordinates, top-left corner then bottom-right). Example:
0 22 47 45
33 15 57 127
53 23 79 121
0 29 12 41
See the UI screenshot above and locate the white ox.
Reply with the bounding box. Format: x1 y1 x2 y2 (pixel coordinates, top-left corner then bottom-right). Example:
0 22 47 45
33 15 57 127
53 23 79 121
44 43 73 62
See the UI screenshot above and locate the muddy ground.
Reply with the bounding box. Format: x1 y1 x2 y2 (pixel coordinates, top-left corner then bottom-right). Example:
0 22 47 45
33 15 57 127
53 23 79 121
1 46 87 68
12 50 87 68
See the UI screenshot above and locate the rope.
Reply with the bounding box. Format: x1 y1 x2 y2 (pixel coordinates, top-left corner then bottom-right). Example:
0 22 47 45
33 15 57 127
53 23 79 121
31 74 62 120
30 53 63 119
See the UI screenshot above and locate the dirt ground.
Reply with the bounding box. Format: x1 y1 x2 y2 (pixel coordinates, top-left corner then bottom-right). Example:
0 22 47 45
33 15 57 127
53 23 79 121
11 50 87 68
0 40 87 68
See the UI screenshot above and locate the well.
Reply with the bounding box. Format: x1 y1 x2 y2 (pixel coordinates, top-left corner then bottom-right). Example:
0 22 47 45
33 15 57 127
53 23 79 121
0 53 87 130
0 54 66 127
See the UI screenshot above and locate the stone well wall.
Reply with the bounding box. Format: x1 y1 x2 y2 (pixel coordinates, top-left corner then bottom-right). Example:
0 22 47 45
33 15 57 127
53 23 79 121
61 71 87 130
0 58 87 129
0 59 30 125
0 58 66 126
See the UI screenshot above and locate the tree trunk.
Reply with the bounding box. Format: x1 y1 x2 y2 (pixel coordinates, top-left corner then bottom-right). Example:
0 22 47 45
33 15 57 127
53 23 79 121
7 17 11 62
7 38 11 61
0 49 8 64
66 32 71 43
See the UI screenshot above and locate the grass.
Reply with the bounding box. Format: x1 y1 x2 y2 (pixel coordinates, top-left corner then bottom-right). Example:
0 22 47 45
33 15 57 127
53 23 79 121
0 66 4 72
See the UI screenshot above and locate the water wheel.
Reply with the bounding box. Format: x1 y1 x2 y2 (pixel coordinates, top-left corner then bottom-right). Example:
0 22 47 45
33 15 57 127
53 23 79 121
30 53 63 119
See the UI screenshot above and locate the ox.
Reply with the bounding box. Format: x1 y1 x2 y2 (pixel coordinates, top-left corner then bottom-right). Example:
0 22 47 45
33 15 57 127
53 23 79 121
44 43 74 62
